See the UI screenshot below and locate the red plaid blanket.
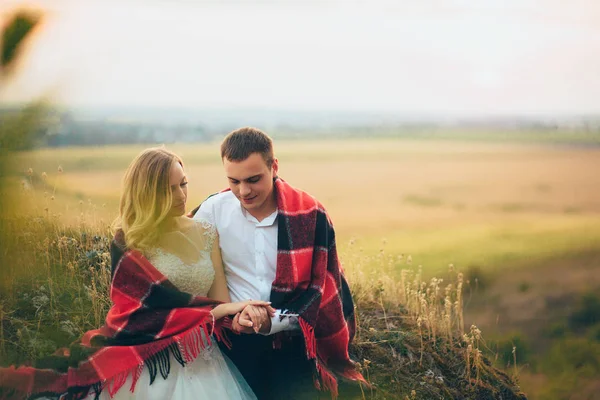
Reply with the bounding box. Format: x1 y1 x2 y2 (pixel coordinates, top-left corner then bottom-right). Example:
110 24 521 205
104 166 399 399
0 249 228 400
271 178 365 396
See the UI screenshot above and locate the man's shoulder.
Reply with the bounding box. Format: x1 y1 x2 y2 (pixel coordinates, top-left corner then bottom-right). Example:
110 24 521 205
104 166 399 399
282 182 326 212
196 190 237 217
201 190 236 208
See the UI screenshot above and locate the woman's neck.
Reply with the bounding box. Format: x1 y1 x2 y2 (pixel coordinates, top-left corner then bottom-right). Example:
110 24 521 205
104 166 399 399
160 216 181 233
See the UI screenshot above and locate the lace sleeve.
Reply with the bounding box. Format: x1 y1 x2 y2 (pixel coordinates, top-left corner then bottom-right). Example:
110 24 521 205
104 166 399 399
196 218 218 254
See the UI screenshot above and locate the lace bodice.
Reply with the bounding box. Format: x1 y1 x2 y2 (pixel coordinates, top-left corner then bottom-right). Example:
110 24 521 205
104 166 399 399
146 219 217 296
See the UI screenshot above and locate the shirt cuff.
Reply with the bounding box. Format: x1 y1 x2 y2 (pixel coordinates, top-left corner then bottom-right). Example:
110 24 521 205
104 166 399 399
263 309 300 335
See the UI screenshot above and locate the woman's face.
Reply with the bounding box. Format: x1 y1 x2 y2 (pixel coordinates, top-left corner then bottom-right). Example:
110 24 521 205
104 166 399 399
168 161 188 217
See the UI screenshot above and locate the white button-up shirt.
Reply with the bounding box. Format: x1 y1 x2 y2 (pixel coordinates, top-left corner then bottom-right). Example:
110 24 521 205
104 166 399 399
194 191 298 334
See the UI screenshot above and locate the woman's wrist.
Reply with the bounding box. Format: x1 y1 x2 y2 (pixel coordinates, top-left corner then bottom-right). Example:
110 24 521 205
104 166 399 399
210 304 225 320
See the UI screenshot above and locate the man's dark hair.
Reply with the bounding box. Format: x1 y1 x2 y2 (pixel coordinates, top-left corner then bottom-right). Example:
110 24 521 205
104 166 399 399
220 127 274 167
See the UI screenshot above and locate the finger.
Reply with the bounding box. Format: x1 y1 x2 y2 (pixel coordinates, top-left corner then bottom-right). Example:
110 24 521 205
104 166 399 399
247 306 261 333
257 307 269 324
258 307 272 330
267 306 277 317
238 309 254 327
232 313 241 333
246 300 272 307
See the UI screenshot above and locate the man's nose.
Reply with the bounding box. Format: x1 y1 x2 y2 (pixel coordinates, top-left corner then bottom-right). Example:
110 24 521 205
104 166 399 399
239 183 251 197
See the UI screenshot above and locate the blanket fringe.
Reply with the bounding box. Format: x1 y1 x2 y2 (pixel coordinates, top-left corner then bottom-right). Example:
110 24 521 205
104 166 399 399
298 317 340 399
107 370 128 398
298 317 316 360
102 323 214 398
7 321 221 400
316 362 339 399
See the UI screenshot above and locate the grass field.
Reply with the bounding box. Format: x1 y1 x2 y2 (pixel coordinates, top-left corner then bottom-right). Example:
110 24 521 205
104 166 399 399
5 138 600 399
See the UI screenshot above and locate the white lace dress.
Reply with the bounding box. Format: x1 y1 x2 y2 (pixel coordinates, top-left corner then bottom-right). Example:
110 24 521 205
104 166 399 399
87 220 256 400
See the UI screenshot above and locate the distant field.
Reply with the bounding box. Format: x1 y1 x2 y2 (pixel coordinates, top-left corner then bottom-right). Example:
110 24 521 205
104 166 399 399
7 138 600 277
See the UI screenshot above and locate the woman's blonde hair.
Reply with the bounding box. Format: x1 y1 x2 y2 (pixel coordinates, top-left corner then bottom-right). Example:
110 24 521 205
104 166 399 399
112 147 183 252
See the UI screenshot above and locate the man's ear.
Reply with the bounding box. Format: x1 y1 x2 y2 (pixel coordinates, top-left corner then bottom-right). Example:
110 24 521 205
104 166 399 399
272 158 279 177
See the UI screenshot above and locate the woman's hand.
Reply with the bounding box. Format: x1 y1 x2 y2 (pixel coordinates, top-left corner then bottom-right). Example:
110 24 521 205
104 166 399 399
237 304 275 334
211 300 275 321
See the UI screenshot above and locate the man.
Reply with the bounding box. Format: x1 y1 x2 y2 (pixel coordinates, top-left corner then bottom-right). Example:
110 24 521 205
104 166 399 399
192 127 364 399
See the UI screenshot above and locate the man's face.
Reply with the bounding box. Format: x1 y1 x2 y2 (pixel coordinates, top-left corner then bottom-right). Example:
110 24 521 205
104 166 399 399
224 153 278 215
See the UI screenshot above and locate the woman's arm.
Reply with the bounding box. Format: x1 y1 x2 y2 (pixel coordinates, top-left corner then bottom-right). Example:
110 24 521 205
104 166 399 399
207 234 231 303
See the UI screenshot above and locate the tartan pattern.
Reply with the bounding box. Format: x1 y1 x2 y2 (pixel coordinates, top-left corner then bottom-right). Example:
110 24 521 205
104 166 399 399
0 249 227 400
270 178 365 397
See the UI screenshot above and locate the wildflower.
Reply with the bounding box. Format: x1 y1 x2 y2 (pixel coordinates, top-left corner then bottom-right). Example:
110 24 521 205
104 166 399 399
58 165 63 173
363 358 371 368
435 375 444 385
60 320 77 336
57 236 69 249
50 196 55 201
32 294 49 311
27 168 33 176
41 172 47 180
407 255 413 265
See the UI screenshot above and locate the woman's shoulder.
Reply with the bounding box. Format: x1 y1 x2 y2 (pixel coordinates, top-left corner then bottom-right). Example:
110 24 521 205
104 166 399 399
176 216 217 240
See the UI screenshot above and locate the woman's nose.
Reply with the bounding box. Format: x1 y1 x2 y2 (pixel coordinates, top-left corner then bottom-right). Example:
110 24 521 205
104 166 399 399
174 187 185 199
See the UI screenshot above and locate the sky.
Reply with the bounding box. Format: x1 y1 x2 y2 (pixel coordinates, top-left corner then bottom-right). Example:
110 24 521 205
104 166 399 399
1 0 599 116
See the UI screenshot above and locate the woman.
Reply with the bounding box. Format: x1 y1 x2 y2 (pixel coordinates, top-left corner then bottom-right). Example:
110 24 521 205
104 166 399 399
0 148 268 400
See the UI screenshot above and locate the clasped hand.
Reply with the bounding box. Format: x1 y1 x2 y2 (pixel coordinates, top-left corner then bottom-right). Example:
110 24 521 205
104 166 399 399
211 299 275 334
233 303 275 334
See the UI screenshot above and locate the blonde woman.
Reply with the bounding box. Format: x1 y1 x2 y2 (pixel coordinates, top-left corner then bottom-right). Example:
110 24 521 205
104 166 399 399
0 148 267 400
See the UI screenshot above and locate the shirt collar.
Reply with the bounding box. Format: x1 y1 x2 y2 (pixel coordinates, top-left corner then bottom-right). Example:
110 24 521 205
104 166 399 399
240 205 278 227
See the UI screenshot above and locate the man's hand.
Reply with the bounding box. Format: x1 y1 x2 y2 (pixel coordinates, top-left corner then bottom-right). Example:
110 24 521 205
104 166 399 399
231 313 256 334
234 305 273 334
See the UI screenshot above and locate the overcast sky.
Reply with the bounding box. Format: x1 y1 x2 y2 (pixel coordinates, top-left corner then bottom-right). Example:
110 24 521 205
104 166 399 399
1 0 599 116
